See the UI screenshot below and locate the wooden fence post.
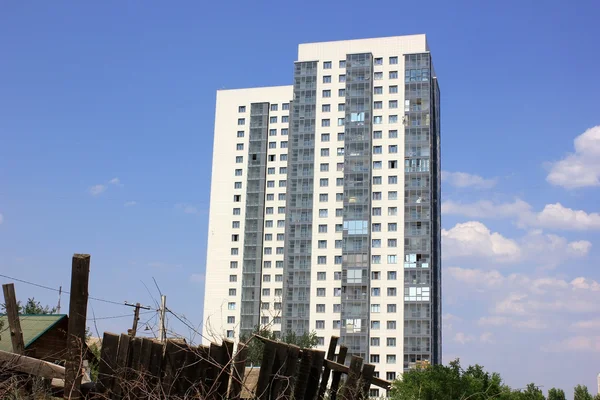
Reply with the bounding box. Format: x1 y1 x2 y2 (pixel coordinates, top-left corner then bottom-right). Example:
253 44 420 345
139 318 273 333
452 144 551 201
339 355 363 400
360 363 376 400
64 254 90 400
228 343 248 400
2 283 25 354
256 338 278 400
318 336 339 400
97 332 119 394
293 349 313 400
329 345 348 400
306 349 326 400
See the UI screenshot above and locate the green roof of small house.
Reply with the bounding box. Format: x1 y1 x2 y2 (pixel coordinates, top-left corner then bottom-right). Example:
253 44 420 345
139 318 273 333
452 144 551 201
0 314 67 352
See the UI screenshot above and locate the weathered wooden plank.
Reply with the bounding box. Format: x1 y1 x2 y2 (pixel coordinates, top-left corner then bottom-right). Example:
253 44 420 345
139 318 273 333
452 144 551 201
360 363 376 400
329 345 348 400
214 339 234 398
305 349 326 400
281 344 300 399
112 333 131 398
64 253 90 400
318 336 339 400
195 345 211 396
228 343 248 400
339 355 363 400
0 349 65 379
2 283 25 354
293 349 313 400
324 359 391 390
270 342 291 400
161 339 187 397
207 342 227 399
97 332 119 394
256 339 278 400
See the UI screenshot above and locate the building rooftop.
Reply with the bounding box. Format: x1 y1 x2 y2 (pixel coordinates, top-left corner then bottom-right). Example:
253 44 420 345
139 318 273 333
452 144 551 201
0 314 67 352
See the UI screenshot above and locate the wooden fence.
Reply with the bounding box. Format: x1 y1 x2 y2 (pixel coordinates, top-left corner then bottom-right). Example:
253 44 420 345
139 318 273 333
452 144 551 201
91 332 390 400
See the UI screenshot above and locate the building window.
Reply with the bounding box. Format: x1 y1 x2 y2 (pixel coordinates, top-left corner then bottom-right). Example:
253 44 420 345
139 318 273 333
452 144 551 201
389 85 398 94
228 302 236 310
238 106 246 113
370 390 380 398
277 233 285 241
263 275 271 282
386 355 396 364
319 194 328 202
230 261 238 269
229 275 237 282
282 103 290 110
235 156 243 163
338 103 345 112
277 220 285 228
334 256 342 264
237 131 244 138
333 304 341 313
322 119 330 127
389 100 398 109
320 163 329 172
270 116 277 123
334 271 342 280
319 209 328 218
372 223 381 232
323 61 332 69
322 104 331 112
373 130 382 139
337 118 344 126
389 56 398 65
237 118 245 125
388 223 397 232
387 288 397 296
371 287 381 296
386 372 396 381
372 208 382 216
337 147 344 156
323 75 332 83
269 142 276 149
265 220 273 228
374 72 383 80
389 71 398 79
374 57 383 65
374 86 383 95
372 239 381 248
372 192 382 201
338 88 345 96
229 289 236 296
319 225 327 233
323 90 331 98
388 191 398 200
387 321 397 330
371 320 381 329
371 304 380 313
389 130 398 138
317 288 326 296
339 75 346 83
280 141 288 148
264 233 272 241
337 163 344 171
264 247 272 255
389 115 398 123
374 116 383 124
264 261 271 269
337 132 344 141
387 304 397 313
321 133 330 142
374 101 383 109
373 145 383 154
233 208 241 215
316 320 325 329
339 60 346 68
371 271 381 280
281 128 288 136
282 116 289 123
321 148 330 156
275 274 283 282
316 304 326 313
317 272 326 280
388 207 397 216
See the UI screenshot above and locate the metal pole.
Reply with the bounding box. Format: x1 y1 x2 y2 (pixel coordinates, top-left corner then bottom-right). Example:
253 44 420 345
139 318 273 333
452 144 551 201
159 295 166 342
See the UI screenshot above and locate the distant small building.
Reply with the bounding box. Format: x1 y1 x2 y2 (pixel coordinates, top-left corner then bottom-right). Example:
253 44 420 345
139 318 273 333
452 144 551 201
0 314 70 362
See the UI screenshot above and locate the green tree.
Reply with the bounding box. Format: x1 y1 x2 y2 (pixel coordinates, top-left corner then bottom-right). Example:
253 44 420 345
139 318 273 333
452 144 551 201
548 388 566 400
574 385 593 400
390 359 512 400
1 297 57 314
240 326 319 366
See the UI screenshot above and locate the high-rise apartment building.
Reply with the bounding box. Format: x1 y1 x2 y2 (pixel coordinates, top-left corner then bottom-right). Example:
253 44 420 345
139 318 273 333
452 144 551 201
203 35 441 386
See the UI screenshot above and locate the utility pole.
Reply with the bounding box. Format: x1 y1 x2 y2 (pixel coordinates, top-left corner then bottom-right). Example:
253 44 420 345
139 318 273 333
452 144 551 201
57 286 62 314
2 283 25 354
128 303 141 337
158 295 166 342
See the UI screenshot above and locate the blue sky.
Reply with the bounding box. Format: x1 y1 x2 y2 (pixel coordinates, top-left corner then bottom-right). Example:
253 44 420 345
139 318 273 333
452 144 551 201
1 0 599 395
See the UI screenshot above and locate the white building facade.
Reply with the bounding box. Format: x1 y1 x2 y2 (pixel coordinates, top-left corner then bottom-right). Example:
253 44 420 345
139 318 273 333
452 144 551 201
203 35 441 389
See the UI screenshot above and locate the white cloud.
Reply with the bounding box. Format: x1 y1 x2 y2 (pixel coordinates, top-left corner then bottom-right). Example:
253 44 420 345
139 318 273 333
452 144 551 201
175 203 204 215
89 184 107 196
442 171 497 189
570 277 600 291
479 332 495 344
447 267 505 287
443 199 600 231
571 319 600 330
454 332 475 344
442 221 522 263
478 316 509 326
528 203 600 231
442 199 530 219
547 125 600 189
109 177 123 186
542 336 600 353
124 201 137 207
190 273 205 283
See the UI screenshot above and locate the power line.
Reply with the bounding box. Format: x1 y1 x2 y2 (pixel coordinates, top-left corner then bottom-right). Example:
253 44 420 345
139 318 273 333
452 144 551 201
0 273 156 309
165 308 208 345
86 310 155 321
